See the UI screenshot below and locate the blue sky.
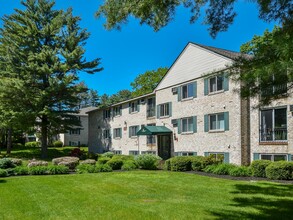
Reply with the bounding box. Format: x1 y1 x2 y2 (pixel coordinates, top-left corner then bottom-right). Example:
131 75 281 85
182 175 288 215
0 0 276 95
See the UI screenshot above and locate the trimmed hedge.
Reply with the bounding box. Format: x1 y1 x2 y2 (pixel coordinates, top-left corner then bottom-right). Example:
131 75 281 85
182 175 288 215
265 161 293 180
135 154 161 170
169 156 193 171
13 166 29 176
0 158 16 169
53 140 63 148
95 164 113 172
76 164 97 174
251 160 272 177
106 158 123 170
121 160 137 171
192 155 223 171
98 157 111 164
25 141 40 148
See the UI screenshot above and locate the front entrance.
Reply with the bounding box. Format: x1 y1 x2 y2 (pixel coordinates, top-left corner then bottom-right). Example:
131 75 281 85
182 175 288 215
158 135 171 160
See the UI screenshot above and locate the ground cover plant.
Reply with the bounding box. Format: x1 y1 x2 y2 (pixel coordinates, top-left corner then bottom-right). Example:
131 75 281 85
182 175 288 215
0 171 292 219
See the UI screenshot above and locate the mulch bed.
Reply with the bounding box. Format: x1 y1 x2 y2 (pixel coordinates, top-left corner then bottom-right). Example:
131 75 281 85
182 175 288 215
186 171 293 184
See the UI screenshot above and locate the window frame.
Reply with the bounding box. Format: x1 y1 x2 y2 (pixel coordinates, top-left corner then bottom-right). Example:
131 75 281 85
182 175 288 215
160 103 170 117
70 128 81 135
208 152 225 161
260 154 287 162
113 106 122 117
176 152 196 156
113 128 122 139
130 102 138 113
129 150 139 155
129 125 139 138
209 113 225 131
209 74 224 93
103 109 111 119
181 83 194 100
181 117 193 133
103 129 110 139
141 151 156 155
147 97 156 118
113 150 122 155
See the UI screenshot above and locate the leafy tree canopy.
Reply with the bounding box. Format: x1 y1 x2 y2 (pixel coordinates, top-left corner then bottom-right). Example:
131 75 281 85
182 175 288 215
231 22 293 106
96 0 293 38
0 0 102 158
131 67 168 97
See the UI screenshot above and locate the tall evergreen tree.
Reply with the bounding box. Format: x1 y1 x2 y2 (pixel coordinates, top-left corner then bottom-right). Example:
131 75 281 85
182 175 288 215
0 0 102 158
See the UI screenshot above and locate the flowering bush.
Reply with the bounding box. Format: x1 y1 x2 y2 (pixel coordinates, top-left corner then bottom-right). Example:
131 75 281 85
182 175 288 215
52 157 79 169
70 148 85 159
27 160 48 168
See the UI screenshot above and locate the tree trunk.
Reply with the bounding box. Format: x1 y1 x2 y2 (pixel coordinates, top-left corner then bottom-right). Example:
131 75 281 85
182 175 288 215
41 115 48 159
6 127 12 154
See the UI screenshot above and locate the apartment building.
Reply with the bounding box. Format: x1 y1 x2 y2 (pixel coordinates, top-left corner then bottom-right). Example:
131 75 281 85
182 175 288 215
87 42 292 165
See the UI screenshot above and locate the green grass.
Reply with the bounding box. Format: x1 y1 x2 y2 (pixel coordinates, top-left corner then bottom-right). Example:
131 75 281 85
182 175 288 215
0 171 292 220
0 146 88 161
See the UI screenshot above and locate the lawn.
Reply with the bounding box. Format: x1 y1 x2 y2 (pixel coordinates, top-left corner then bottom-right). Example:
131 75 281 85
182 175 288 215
0 171 292 220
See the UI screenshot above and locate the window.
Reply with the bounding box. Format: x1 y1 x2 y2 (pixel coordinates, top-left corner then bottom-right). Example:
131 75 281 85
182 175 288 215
146 123 156 145
147 97 156 118
113 106 122 117
260 108 287 142
209 75 223 93
129 125 139 137
204 73 228 95
260 154 287 161
141 151 156 155
210 113 225 131
70 128 80 135
182 117 193 133
175 152 196 156
103 129 110 139
129 150 139 155
103 109 111 119
113 150 122 155
69 141 80 146
182 83 194 99
113 128 122 139
129 101 139 113
260 74 287 98
160 103 170 117
209 153 224 161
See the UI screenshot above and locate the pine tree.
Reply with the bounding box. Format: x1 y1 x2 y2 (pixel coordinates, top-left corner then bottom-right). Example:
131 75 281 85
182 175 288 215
0 0 102 158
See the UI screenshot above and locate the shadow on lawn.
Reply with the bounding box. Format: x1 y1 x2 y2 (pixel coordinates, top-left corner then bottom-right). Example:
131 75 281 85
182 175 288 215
210 182 293 220
0 179 6 183
1 147 76 161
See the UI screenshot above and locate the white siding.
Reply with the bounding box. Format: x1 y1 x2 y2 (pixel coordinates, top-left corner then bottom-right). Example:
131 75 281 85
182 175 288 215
156 43 233 90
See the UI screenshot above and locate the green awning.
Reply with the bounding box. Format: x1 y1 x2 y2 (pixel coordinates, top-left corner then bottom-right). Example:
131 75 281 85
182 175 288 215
137 126 172 136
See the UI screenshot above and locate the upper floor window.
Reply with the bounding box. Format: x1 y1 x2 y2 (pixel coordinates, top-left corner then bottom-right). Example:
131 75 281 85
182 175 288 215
70 128 80 135
157 102 172 118
103 109 111 119
113 106 122 117
260 108 287 142
147 97 156 118
113 128 122 139
204 112 229 132
129 125 139 137
129 101 139 113
204 73 229 95
103 129 110 139
182 117 193 133
182 83 194 99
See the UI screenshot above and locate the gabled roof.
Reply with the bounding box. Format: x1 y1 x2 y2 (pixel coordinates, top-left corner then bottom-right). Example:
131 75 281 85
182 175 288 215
192 43 252 60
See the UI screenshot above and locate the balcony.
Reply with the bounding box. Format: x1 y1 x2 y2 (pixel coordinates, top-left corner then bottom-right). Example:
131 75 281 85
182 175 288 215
259 128 287 142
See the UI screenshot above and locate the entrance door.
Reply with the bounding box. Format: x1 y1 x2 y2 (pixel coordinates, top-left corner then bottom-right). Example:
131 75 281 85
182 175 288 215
158 135 171 160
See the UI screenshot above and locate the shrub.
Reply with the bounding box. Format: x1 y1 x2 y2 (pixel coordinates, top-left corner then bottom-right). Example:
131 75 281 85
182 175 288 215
80 159 96 165
97 157 111 164
53 140 63 148
13 166 29 176
211 164 237 175
121 160 137 171
28 160 48 168
96 164 113 172
76 164 96 174
0 169 8 177
169 156 193 171
251 160 272 177
47 165 69 175
25 141 40 148
135 154 162 170
29 166 49 175
164 159 171 171
265 161 293 180
106 158 123 170
52 157 79 169
112 155 134 161
229 166 252 177
0 158 16 169
87 152 98 160
10 158 22 166
101 152 114 158
70 148 86 159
